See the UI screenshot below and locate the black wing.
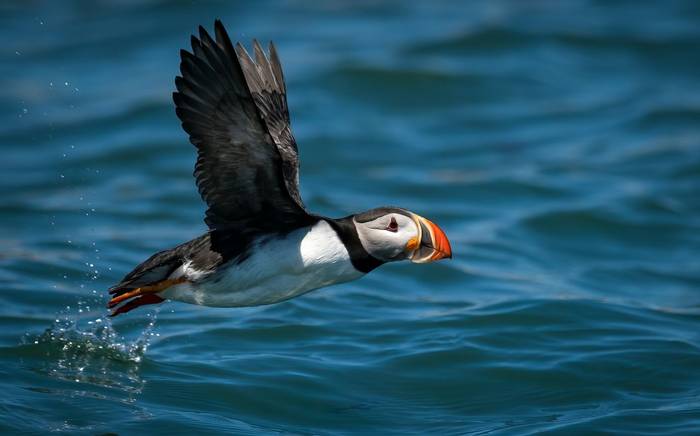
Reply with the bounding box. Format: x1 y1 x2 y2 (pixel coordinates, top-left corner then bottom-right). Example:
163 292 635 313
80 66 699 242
173 20 310 230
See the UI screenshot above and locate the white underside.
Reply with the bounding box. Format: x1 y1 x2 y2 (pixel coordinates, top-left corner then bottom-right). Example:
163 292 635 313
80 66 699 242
160 220 364 307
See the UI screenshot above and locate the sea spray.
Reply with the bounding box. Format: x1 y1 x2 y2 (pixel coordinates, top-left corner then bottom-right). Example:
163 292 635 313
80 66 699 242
23 299 161 398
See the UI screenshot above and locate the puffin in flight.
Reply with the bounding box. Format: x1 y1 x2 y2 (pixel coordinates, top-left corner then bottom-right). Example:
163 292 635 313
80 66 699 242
107 21 452 317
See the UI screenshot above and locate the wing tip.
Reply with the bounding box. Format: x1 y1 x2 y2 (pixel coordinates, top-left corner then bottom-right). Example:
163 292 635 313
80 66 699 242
179 48 193 62
199 23 218 49
214 18 225 34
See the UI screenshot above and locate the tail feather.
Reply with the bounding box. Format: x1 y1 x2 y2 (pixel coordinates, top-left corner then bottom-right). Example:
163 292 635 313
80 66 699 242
108 235 210 316
109 263 178 295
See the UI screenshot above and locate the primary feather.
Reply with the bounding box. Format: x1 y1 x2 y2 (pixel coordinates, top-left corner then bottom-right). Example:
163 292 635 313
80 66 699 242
173 20 309 230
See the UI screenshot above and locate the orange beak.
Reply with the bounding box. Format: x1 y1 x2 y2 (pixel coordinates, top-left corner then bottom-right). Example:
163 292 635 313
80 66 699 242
408 214 452 263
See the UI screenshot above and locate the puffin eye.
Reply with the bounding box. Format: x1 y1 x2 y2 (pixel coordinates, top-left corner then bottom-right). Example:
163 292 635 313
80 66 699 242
387 217 398 232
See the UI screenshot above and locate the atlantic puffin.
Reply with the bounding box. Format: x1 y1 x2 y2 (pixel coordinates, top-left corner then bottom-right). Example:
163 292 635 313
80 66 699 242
107 21 452 317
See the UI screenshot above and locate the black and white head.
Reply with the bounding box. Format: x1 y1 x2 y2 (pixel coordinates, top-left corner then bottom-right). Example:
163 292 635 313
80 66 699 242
353 207 452 263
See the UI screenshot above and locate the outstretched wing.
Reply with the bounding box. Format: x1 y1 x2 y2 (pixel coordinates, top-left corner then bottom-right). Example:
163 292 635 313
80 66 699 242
173 20 309 230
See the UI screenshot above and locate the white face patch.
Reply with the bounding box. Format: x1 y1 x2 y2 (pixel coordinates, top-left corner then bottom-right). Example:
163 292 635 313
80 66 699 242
353 213 419 262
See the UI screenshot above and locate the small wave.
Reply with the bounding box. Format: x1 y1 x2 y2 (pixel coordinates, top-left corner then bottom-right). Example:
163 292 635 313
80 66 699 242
405 25 700 56
320 65 478 112
404 26 534 54
518 206 685 252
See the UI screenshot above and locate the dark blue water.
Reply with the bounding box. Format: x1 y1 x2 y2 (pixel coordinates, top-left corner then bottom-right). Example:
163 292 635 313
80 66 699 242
2 1 700 434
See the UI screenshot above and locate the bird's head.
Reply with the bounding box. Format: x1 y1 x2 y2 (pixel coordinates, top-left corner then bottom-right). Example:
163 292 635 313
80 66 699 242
352 207 452 263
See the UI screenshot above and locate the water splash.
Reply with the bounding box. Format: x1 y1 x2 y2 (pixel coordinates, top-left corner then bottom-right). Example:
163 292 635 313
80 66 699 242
24 300 160 398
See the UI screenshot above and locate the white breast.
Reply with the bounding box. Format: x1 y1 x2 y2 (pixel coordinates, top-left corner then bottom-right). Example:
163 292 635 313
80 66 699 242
161 220 364 307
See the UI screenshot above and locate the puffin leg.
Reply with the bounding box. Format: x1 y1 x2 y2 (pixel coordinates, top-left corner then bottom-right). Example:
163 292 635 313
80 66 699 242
110 294 164 317
107 277 187 308
108 288 141 308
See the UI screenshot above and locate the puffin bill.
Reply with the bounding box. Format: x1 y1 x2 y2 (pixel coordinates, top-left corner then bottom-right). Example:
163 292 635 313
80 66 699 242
107 21 452 316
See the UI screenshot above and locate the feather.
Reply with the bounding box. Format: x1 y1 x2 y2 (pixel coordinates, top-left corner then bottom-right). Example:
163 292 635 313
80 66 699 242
173 20 311 230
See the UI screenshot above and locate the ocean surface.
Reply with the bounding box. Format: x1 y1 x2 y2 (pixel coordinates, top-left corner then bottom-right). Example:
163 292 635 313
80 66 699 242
1 1 700 434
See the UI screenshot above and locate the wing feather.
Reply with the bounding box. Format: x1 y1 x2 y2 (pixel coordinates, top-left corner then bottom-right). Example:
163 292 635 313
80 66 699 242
235 37 303 207
174 20 310 230
268 42 286 94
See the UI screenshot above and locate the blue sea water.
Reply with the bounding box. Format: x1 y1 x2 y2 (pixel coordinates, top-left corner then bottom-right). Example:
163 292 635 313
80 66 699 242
1 0 700 434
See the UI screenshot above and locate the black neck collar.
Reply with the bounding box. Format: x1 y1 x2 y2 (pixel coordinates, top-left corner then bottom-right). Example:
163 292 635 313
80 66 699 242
325 217 384 273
